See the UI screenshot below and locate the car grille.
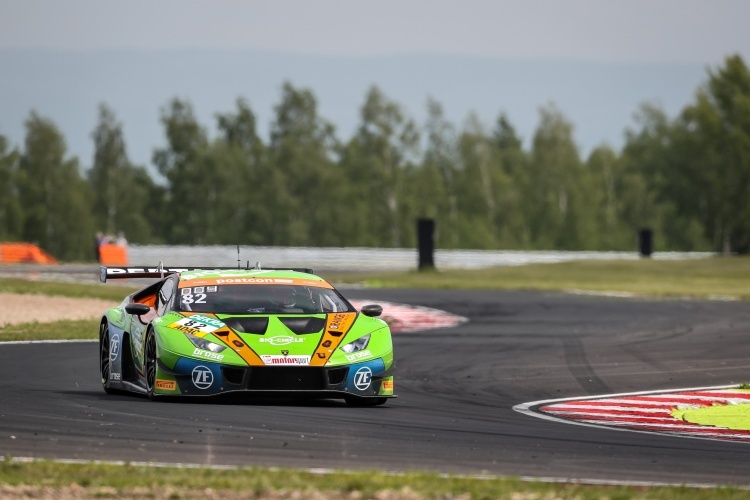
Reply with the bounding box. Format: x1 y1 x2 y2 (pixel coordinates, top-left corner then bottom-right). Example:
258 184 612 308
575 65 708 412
247 367 327 391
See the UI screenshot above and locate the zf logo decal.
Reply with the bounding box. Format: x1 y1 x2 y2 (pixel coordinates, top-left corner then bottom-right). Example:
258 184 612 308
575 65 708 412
191 365 214 389
110 334 120 362
353 367 372 391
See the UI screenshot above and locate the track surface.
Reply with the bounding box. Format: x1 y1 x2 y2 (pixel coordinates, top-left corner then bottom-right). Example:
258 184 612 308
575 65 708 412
2 289 750 485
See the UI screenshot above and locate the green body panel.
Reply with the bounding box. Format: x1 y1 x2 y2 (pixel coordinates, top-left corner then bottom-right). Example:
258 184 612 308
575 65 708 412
329 316 393 368
147 310 392 368
105 305 127 329
152 312 247 368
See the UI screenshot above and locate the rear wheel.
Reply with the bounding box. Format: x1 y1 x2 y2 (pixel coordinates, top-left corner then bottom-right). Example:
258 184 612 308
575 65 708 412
344 396 388 407
145 328 158 400
99 322 115 394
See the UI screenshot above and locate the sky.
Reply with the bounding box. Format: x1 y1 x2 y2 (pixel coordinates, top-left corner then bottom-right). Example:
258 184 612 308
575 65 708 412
2 0 748 62
1 0 750 169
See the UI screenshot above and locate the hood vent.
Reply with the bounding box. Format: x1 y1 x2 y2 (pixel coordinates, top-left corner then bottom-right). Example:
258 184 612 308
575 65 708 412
222 317 269 335
279 316 326 335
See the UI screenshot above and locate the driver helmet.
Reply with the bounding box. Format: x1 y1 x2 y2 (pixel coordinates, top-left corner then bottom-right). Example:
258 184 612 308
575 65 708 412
271 286 297 308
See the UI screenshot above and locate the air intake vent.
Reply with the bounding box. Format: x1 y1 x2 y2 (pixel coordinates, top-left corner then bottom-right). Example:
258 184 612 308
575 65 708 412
279 317 326 335
222 317 269 334
326 367 348 385
221 367 247 385
247 367 326 390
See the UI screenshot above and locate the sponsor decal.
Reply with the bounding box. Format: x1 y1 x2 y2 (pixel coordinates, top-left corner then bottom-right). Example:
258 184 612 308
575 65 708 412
217 278 274 284
177 274 333 289
261 355 311 365
109 372 121 381
169 316 221 335
353 367 373 391
171 324 202 336
259 336 304 346
191 366 214 389
329 313 348 331
381 378 394 392
190 315 224 328
345 350 372 362
193 347 224 361
155 379 176 391
109 334 120 362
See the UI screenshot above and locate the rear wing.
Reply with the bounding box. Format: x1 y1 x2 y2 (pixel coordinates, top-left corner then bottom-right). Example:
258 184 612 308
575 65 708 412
99 265 315 283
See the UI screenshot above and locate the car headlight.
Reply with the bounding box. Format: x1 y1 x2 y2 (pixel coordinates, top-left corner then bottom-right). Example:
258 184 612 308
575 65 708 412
340 334 370 354
186 333 226 353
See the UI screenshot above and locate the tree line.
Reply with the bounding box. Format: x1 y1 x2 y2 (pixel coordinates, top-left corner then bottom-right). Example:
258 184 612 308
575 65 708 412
1 54 749 261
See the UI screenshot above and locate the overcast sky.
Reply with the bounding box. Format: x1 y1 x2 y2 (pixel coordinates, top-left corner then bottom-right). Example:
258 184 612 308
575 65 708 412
2 0 749 64
2 1 749 169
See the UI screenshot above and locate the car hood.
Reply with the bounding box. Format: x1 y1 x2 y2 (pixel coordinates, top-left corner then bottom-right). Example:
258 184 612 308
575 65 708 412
153 311 390 367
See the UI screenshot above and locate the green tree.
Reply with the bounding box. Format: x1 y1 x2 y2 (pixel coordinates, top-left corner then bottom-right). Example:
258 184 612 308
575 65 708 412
343 86 419 247
454 113 504 248
623 103 711 252
492 113 530 248
676 55 750 253
0 135 22 241
89 103 156 243
215 98 273 245
417 98 458 248
526 104 584 249
152 98 210 244
18 112 94 260
269 82 342 246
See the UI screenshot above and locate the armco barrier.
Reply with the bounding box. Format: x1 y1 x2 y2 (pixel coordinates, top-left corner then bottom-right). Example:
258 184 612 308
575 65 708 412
0 243 59 264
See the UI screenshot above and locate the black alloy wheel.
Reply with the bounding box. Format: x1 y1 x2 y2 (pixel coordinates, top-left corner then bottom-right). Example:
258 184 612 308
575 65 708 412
145 328 158 400
100 322 115 394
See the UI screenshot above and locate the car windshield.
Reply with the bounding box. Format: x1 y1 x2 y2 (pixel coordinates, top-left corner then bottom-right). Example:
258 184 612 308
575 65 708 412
177 284 353 315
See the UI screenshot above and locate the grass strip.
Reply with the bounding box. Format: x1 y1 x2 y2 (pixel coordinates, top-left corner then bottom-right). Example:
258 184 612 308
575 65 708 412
326 257 750 299
0 319 98 342
0 277 137 301
0 459 746 499
2 257 749 300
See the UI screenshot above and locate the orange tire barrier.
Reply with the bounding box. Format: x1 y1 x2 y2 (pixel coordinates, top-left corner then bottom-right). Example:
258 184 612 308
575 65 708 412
0 243 59 264
99 244 128 266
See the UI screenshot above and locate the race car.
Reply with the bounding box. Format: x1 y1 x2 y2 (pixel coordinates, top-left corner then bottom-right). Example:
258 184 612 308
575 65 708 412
98 265 395 406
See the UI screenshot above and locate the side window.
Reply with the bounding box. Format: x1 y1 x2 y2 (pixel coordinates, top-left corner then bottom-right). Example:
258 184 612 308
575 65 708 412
157 277 176 316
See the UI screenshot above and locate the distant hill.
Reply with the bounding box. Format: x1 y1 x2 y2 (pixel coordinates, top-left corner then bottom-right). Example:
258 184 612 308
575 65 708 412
0 49 709 171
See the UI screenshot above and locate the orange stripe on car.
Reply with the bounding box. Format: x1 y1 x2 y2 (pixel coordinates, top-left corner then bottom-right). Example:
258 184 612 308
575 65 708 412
309 312 357 366
177 277 333 289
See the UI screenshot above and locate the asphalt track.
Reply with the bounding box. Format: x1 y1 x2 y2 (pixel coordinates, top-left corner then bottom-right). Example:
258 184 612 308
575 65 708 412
2 288 750 486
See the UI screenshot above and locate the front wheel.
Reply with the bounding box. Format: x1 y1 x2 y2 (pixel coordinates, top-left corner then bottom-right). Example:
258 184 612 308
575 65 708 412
99 322 116 394
145 328 158 400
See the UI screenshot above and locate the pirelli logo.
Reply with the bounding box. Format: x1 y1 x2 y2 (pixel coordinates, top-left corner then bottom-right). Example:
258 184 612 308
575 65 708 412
155 379 176 391
381 379 394 392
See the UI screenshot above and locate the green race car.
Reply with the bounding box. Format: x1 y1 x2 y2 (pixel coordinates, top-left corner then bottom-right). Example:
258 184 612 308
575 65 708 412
99 266 395 406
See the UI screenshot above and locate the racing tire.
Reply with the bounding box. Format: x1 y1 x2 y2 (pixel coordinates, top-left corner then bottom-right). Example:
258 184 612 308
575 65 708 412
344 396 388 407
99 321 116 395
145 328 159 400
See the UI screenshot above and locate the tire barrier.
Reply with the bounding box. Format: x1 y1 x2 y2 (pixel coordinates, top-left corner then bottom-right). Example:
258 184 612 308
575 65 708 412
0 243 58 264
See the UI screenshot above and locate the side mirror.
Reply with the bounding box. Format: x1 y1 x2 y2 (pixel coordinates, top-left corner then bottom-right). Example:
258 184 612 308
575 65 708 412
360 304 383 317
125 303 151 316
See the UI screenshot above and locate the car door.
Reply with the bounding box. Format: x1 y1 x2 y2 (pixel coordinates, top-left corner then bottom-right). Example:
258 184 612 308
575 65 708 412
130 276 177 372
